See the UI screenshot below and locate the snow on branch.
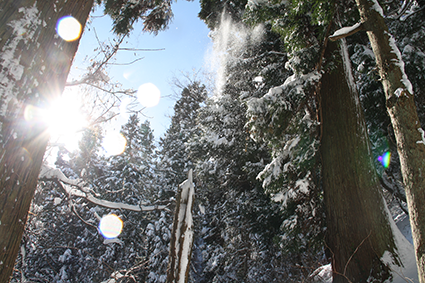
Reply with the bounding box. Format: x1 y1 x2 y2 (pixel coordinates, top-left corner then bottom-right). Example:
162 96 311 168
39 165 168 212
86 195 167 212
329 22 364 41
39 165 81 186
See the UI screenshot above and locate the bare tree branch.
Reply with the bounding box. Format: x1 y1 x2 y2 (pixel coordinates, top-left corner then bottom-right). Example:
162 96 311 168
118 47 165 51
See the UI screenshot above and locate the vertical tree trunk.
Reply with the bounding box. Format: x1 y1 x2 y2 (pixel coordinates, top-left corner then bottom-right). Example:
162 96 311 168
321 39 397 282
0 0 93 281
167 170 195 283
355 1 425 282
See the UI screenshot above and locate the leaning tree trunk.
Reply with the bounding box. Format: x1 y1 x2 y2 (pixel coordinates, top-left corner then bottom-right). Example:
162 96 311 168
321 39 398 282
355 1 425 282
0 0 93 281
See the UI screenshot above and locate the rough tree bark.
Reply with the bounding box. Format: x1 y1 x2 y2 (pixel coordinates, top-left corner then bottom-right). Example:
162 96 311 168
0 0 93 281
355 1 425 282
321 39 398 282
167 170 195 283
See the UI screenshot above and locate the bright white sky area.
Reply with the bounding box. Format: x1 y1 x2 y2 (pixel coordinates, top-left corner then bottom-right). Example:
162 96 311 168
46 1 211 155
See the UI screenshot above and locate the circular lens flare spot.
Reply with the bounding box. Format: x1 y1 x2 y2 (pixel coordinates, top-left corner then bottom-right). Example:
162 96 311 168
56 16 82 41
378 151 391 168
103 132 127 156
99 214 123 239
137 83 161 108
24 105 38 121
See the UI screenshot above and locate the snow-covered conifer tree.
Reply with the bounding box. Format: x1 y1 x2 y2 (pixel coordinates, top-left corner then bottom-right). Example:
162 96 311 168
246 0 420 281
157 81 207 198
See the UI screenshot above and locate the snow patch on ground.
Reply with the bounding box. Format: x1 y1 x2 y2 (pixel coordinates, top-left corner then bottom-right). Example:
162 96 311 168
382 202 418 283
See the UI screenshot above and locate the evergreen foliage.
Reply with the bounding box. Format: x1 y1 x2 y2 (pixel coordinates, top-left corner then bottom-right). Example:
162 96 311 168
199 0 248 29
100 0 174 34
106 115 157 203
189 8 325 280
157 82 207 197
12 116 168 282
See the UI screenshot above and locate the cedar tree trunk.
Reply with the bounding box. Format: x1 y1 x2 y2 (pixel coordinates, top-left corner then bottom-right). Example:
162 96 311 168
355 1 425 281
321 40 397 282
0 0 93 281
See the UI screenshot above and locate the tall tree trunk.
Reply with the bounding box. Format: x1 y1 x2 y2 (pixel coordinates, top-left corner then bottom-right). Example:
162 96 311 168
321 39 397 282
0 0 93 281
355 1 425 281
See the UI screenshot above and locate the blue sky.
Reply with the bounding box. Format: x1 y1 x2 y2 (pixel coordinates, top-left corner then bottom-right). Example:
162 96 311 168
71 1 212 139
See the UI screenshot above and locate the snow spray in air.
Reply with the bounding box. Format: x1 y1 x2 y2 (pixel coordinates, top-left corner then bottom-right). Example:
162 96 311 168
205 11 264 96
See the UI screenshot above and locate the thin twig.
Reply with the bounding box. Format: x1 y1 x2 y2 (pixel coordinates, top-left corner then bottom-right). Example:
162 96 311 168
343 230 372 276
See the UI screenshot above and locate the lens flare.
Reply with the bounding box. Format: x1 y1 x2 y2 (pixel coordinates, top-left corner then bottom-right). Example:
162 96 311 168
378 152 391 168
137 83 161 108
24 105 38 121
99 214 123 239
102 132 127 156
41 95 87 136
56 16 82 41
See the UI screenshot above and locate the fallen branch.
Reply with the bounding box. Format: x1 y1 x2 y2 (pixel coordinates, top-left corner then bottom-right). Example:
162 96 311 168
39 165 169 212
329 22 364 41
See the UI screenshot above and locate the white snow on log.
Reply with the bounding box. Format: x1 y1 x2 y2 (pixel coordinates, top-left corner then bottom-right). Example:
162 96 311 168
371 0 385 17
168 169 195 283
39 165 167 212
86 195 167 212
329 22 362 40
394 88 406 98
86 196 141 211
177 170 195 283
39 165 80 186
417 128 425 145
385 31 414 95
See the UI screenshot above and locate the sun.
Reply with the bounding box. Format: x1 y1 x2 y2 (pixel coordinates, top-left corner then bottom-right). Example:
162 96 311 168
41 89 87 150
137 83 161 108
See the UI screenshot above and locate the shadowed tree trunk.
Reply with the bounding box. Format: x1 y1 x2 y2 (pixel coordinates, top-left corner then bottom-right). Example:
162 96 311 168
321 39 398 282
355 1 425 281
0 0 93 281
